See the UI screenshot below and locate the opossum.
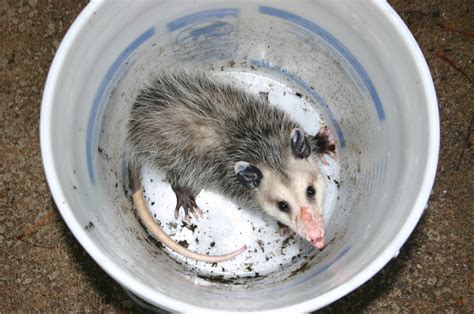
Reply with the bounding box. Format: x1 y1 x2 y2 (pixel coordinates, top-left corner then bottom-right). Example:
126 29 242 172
127 72 337 263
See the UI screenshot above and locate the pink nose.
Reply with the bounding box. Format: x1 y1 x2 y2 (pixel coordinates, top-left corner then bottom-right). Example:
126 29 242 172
307 228 325 249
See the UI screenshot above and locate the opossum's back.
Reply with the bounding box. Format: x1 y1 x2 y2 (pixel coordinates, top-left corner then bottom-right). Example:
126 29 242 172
129 72 278 124
127 73 295 166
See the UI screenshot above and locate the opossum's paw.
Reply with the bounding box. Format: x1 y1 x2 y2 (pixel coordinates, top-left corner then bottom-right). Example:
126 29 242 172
278 222 295 237
313 126 337 165
172 187 203 222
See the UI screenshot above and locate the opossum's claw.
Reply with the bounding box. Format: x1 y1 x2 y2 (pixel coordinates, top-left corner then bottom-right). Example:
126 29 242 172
188 207 201 221
184 208 191 223
319 155 329 166
174 203 180 220
194 206 203 218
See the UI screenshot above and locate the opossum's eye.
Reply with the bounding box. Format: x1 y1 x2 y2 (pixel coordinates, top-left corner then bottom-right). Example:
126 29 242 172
291 128 311 159
277 201 290 212
306 185 316 199
234 161 263 189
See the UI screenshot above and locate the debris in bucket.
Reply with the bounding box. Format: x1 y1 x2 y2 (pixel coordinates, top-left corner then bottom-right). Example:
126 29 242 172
167 222 177 229
85 221 94 231
177 240 189 248
289 259 311 278
196 274 246 285
126 72 337 264
257 240 265 253
181 222 197 232
281 235 296 255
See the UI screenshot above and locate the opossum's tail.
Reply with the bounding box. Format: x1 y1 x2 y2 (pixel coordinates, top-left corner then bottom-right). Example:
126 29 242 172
128 166 247 263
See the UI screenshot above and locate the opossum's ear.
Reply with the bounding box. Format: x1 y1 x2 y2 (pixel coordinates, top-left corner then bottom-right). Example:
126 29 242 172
291 128 311 159
234 161 263 189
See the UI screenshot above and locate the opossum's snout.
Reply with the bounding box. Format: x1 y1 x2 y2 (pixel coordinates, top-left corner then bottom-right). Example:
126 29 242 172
295 207 325 249
308 229 325 249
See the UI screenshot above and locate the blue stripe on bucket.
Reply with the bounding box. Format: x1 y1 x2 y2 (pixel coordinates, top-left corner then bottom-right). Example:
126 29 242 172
167 8 239 32
86 27 156 184
304 245 351 279
259 6 385 121
251 59 346 148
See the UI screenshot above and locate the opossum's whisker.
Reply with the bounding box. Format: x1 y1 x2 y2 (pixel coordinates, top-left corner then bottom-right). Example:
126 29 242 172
174 204 180 220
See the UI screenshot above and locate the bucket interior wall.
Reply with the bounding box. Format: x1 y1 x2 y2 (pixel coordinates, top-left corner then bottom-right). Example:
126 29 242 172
46 1 434 311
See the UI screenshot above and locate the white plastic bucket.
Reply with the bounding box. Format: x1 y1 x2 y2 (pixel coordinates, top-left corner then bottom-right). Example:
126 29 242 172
40 1 439 312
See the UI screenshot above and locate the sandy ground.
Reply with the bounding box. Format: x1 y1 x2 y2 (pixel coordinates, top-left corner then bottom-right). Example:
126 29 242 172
1 0 472 312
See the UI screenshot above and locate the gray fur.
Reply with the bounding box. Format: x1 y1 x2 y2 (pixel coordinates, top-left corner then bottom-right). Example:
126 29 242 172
127 72 303 210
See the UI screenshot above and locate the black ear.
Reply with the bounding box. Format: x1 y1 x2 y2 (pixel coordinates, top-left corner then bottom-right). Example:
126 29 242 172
234 161 263 189
291 128 311 159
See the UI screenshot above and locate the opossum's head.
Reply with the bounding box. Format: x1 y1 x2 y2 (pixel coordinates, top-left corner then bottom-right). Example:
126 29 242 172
235 128 326 249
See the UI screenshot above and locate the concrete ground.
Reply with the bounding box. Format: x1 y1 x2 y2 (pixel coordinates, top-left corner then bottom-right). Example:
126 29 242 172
1 0 472 312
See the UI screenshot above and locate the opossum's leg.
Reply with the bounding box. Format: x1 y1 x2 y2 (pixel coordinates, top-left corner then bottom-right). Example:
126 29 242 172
278 222 295 237
312 126 337 165
171 186 203 222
